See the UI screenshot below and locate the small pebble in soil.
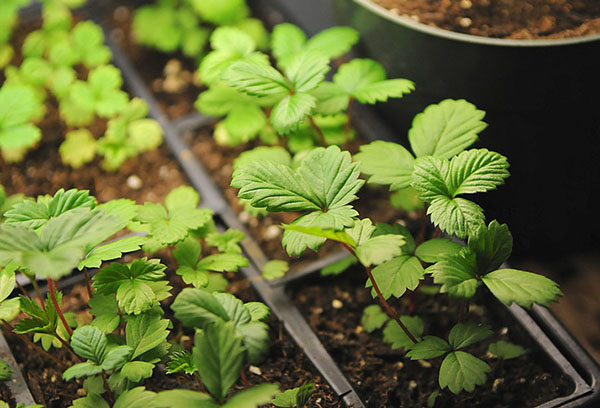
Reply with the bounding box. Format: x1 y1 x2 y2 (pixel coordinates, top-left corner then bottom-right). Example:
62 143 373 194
238 212 251 223
500 327 508 335
355 325 364 334
408 380 418 390
418 360 432 368
332 299 343 309
264 225 281 240
390 7 400 14
113 6 130 22
493 378 504 392
460 0 472 9
249 365 262 376
127 175 143 190
459 17 473 28
395 361 404 370
77 388 86 396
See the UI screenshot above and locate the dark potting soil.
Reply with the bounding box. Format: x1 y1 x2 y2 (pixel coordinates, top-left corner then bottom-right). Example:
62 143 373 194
372 0 600 39
0 383 15 406
184 126 407 271
2 252 341 407
106 5 202 119
292 268 574 407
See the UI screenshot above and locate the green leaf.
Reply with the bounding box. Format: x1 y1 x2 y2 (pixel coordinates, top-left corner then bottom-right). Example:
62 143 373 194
121 361 154 382
427 196 485 240
284 51 329 93
233 146 291 170
271 93 316 135
356 235 405 267
196 253 248 272
154 389 216 408
487 341 526 360
408 99 487 159
448 323 493 349
311 82 349 115
333 59 413 104
166 351 197 375
113 386 159 408
244 302 270 322
482 269 562 308
62 361 103 381
171 288 230 329
224 104 266 142
70 326 107 363
354 141 415 191
191 0 248 25
383 316 424 350
429 250 479 299
361 305 388 333
194 322 245 402
59 129 97 169
406 336 451 360
367 255 424 299
0 298 20 322
262 260 289 280
0 264 16 302
415 238 463 264
101 345 132 371
79 236 146 270
69 393 110 408
89 295 120 333
281 225 357 248
468 220 512 274
165 186 200 211
271 24 306 65
439 351 490 394
126 313 170 359
448 149 510 196
305 26 358 59
224 384 279 408
321 256 357 276
223 60 288 97
0 359 13 381
206 229 245 254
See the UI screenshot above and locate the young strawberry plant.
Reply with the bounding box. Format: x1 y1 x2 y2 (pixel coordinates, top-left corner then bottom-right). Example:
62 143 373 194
195 22 413 150
231 99 561 396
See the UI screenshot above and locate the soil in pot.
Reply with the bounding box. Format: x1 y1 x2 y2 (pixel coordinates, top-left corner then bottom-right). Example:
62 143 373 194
2 249 341 407
292 268 574 407
184 126 411 270
372 0 600 39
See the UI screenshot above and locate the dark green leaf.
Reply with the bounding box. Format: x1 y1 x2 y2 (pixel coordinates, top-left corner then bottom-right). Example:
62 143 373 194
448 323 493 350
383 316 423 350
482 269 561 308
406 336 451 360
439 351 490 394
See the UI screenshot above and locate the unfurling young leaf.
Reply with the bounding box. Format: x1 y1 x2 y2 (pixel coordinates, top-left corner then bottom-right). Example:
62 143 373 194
272 383 315 407
166 351 197 375
361 304 388 333
0 359 13 381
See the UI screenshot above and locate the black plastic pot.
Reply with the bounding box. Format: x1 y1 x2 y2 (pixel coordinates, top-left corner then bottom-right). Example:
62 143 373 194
330 0 600 259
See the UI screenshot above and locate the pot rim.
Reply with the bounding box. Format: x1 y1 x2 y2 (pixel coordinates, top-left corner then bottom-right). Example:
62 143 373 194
352 0 600 47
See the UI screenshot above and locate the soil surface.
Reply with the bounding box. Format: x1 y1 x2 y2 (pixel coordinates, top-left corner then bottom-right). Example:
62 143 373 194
372 0 600 39
185 126 409 271
2 250 340 407
292 268 574 407
106 5 202 119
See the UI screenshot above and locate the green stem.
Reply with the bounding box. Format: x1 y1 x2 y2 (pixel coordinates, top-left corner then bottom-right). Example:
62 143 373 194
308 116 327 147
343 97 354 150
341 243 418 344
101 371 115 403
47 278 73 337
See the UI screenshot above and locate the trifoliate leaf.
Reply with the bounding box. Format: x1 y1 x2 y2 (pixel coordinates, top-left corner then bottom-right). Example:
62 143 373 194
354 141 415 191
0 85 42 151
487 341 526 360
429 250 479 299
406 336 450 360
383 316 423 350
409 99 487 159
439 351 490 394
448 323 493 349
361 305 388 333
482 269 562 308
468 220 512 274
367 255 424 299
262 260 289 280
415 238 463 264
194 322 245 402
